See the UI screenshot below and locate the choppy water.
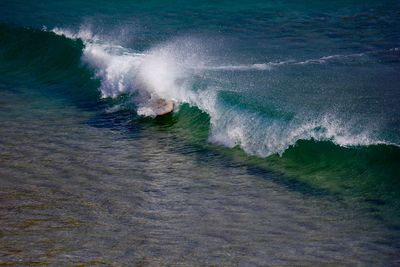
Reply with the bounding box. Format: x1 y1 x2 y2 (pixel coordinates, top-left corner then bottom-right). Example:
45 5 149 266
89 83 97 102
1 1 400 265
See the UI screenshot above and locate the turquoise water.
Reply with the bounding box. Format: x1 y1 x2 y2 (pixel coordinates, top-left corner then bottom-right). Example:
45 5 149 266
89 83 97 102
1 1 400 265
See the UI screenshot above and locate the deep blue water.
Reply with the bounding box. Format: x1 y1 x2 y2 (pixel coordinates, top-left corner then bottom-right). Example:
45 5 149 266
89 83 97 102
1 1 400 265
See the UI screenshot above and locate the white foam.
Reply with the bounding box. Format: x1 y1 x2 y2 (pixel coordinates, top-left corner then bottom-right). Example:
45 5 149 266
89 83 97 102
208 107 388 157
82 43 146 98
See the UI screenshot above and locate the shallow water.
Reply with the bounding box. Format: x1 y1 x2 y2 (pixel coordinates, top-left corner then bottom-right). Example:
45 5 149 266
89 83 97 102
1 1 400 265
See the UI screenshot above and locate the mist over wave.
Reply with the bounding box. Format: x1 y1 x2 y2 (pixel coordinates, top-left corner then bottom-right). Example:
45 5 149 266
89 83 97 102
51 26 396 157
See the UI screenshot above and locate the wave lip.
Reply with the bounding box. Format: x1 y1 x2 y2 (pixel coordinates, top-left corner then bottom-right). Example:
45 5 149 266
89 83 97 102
52 26 99 42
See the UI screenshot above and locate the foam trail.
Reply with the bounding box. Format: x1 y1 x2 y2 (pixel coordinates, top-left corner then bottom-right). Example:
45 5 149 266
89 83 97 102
202 63 272 71
197 52 369 72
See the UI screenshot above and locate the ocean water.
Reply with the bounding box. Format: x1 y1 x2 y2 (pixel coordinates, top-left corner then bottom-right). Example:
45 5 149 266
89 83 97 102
1 1 400 265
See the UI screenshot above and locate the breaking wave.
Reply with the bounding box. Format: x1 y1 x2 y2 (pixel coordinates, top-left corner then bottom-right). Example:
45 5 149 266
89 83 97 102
49 25 397 156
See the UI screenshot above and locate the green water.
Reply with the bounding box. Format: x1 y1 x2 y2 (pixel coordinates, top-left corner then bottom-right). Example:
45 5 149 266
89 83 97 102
1 1 400 265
